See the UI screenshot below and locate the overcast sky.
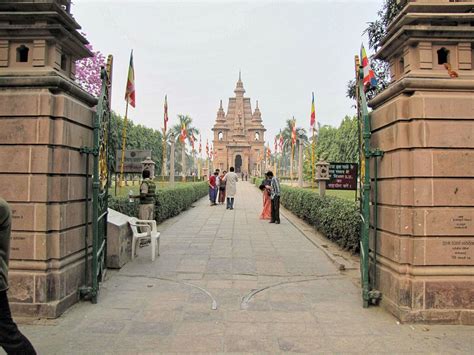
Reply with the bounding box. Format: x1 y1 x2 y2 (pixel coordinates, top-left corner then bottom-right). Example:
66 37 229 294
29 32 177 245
72 0 381 146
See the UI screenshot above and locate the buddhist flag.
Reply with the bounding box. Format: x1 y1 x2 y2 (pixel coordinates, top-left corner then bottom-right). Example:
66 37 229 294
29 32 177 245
124 50 136 108
189 134 195 150
199 135 202 154
180 122 187 142
274 136 278 153
267 146 271 160
361 44 377 90
279 130 284 150
206 139 209 157
164 95 168 132
291 118 297 146
310 92 316 130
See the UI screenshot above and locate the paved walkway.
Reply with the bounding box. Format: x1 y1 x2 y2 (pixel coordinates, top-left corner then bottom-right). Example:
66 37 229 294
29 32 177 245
16 182 472 354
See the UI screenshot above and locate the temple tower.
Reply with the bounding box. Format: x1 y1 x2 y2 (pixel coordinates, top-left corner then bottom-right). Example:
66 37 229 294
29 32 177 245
212 74 266 174
0 0 97 317
369 0 474 324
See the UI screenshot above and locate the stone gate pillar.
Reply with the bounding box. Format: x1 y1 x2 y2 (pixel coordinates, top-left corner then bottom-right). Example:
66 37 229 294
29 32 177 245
369 0 473 324
0 0 97 317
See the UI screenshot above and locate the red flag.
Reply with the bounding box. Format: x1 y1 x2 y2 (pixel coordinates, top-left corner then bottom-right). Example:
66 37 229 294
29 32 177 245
279 130 284 150
199 136 202 153
164 95 168 132
206 140 209 157
124 50 136 108
274 136 278 153
310 92 316 129
189 134 195 150
180 122 187 142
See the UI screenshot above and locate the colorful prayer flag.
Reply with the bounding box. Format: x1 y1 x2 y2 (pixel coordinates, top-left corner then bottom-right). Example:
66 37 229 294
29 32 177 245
164 95 168 132
310 92 316 129
361 44 377 90
189 134 195 150
199 136 202 154
279 130 284 150
274 136 278 153
206 139 209 157
124 50 136 108
180 122 187 142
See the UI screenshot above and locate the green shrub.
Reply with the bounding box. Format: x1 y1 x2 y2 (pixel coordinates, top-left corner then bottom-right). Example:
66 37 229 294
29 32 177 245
109 182 208 223
280 185 360 253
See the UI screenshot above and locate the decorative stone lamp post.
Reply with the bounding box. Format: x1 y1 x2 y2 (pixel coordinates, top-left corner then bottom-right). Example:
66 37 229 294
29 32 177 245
315 160 330 197
141 157 155 179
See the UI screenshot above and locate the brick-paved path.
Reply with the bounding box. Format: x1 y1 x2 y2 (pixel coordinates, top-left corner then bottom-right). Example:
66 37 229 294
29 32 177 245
17 181 473 354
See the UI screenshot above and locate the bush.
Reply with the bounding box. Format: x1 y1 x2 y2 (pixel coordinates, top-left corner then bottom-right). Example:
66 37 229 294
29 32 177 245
109 182 208 223
280 185 360 253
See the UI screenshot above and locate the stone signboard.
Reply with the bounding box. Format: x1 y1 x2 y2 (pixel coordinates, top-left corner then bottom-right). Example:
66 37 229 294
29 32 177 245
327 163 358 190
116 150 152 173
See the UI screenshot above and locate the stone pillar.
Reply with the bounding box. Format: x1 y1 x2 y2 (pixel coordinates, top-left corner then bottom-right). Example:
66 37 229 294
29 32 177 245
315 161 329 197
369 0 474 324
0 0 97 317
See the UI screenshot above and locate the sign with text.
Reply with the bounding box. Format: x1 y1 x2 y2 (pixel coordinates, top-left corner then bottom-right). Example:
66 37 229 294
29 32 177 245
327 162 358 190
116 150 151 173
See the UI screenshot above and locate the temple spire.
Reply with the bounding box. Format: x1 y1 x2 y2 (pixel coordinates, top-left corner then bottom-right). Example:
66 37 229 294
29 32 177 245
217 99 225 120
234 71 245 97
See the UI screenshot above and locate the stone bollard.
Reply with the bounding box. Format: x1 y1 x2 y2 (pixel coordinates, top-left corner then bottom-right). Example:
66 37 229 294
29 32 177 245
315 160 330 197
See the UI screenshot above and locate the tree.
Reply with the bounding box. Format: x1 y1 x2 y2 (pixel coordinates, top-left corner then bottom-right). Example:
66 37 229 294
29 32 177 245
171 115 200 177
279 118 308 176
75 38 106 97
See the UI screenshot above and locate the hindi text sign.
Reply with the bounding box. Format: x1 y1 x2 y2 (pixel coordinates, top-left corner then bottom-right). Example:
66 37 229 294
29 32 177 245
327 162 358 190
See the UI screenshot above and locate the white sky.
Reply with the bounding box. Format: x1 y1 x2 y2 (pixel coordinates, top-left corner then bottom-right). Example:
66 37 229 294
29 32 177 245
72 0 382 146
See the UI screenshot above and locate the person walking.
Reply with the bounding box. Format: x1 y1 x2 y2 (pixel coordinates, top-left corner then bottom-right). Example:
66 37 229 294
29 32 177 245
223 167 238 210
258 173 272 220
218 170 227 205
266 171 281 224
0 198 37 354
208 171 218 206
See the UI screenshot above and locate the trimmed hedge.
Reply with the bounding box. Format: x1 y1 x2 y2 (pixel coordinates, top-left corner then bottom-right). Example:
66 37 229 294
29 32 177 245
252 178 360 252
109 182 208 223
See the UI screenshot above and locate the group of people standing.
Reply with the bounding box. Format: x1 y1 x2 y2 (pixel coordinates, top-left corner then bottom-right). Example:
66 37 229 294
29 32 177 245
208 167 239 209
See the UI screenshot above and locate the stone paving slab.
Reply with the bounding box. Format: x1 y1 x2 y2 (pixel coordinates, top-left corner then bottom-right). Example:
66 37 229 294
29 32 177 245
10 181 474 354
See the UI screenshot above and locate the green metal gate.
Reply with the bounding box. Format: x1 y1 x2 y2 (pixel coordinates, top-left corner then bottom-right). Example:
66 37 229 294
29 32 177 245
356 62 383 308
79 56 114 303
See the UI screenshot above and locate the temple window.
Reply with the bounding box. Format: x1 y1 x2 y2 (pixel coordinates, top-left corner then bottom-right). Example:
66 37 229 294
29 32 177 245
218 131 223 141
255 132 260 141
437 47 449 65
16 45 29 63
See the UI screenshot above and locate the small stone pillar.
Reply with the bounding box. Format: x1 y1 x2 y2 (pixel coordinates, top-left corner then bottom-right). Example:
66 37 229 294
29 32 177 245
315 161 330 197
141 157 155 179
369 0 474 324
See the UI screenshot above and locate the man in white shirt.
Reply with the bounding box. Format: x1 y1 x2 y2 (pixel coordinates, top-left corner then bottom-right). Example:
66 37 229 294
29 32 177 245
223 167 238 210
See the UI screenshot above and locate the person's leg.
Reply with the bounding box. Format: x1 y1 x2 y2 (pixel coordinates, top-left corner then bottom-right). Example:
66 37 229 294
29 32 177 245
226 197 230 209
270 199 275 223
230 198 234 209
0 291 36 355
274 196 280 223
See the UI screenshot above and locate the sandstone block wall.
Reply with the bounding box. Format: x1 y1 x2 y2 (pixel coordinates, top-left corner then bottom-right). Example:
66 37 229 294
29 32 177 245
0 86 95 317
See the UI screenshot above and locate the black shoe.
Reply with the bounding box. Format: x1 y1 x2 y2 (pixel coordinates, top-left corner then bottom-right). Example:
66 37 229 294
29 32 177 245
230 207 234 210
269 221 275 223
275 221 280 224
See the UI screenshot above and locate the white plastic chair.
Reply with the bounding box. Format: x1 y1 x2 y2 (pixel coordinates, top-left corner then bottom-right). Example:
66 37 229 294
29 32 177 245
128 217 160 261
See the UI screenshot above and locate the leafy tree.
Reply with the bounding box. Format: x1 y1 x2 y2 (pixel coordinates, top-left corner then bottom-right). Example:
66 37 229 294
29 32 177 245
75 37 106 97
171 115 200 176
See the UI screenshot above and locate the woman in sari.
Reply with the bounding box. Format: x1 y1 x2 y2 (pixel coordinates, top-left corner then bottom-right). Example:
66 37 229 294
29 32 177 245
259 174 272 219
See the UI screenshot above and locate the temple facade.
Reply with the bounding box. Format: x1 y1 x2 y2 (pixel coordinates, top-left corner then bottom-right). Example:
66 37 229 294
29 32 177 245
212 74 266 175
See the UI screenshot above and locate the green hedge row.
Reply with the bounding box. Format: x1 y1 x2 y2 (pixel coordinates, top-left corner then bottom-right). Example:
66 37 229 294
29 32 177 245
109 182 208 223
252 178 360 252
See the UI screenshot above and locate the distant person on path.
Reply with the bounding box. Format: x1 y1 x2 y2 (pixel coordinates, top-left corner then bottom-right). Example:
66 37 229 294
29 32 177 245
259 173 272 220
137 169 156 220
214 169 220 204
266 171 281 224
218 170 227 205
208 171 218 206
223 167 238 210
0 198 37 355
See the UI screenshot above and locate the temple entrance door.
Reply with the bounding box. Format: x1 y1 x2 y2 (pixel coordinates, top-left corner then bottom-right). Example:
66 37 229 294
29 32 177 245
235 155 242 173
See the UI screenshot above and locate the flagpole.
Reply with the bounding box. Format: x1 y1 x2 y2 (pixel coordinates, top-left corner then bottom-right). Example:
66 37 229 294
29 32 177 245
119 100 129 188
162 127 167 177
290 143 294 186
311 128 315 189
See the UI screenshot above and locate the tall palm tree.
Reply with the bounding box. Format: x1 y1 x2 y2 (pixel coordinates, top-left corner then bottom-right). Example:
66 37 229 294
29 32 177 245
280 118 308 178
171 114 200 180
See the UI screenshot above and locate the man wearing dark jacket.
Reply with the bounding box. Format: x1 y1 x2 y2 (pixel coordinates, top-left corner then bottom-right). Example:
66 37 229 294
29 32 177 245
0 198 36 354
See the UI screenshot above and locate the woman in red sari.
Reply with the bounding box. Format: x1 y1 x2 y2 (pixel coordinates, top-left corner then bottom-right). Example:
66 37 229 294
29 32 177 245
259 174 272 220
